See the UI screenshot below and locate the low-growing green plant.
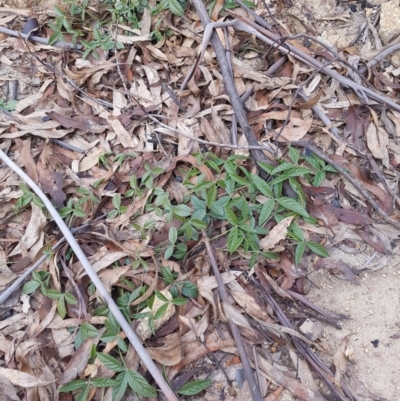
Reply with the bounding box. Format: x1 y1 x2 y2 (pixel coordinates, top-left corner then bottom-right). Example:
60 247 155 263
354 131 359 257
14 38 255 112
81 24 124 59
0 98 17 111
161 266 198 298
108 193 127 218
14 184 44 213
137 150 333 266
59 188 99 221
59 377 118 401
23 272 78 318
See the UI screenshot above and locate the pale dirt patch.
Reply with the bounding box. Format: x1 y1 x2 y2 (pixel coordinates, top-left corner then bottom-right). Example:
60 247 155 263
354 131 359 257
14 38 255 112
308 247 400 400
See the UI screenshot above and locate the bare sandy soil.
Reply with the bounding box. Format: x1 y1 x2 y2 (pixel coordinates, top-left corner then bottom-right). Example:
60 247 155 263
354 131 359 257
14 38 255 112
310 249 400 399
278 245 400 401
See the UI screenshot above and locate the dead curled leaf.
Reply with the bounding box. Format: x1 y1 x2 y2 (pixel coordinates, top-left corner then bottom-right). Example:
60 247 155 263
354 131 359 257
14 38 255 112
315 258 357 282
46 111 109 133
37 159 66 207
260 216 294 250
0 367 52 388
332 207 372 225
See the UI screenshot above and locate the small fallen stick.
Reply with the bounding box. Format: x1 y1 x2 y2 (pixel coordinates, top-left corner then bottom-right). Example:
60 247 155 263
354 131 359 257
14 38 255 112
0 148 179 401
202 232 263 401
0 25 82 49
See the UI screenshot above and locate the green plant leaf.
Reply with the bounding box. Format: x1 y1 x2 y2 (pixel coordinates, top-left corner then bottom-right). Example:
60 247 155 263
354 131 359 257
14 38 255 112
229 173 249 186
271 162 295 175
172 204 191 217
113 371 129 401
81 322 98 338
172 297 187 306
288 147 300 165
290 223 305 241
154 302 169 320
22 280 41 295
59 380 87 392
126 370 158 397
65 292 78 305
57 297 67 319
164 245 174 260
168 226 178 245
258 199 275 226
190 218 207 230
251 174 274 198
76 384 90 401
307 242 330 258
323 165 338 173
276 197 309 218
181 281 198 298
90 378 118 388
224 207 238 226
97 352 124 372
191 195 206 211
295 242 306 265
206 184 217 208
178 379 212 395
117 336 128 352
112 194 122 209
73 208 87 218
161 267 175 285
45 289 62 299
227 226 244 253
155 290 168 303
312 171 325 187
108 209 119 219
257 161 274 174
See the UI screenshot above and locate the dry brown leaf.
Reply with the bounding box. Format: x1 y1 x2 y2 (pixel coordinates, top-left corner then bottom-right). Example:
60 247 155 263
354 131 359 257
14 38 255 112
279 116 313 141
9 203 46 258
0 376 19 401
260 216 294 251
366 122 386 161
60 329 105 384
46 111 108 134
331 154 392 214
315 258 356 282
222 301 253 331
99 265 131 295
19 138 38 183
0 367 52 388
146 333 182 366
37 159 66 207
229 290 265 320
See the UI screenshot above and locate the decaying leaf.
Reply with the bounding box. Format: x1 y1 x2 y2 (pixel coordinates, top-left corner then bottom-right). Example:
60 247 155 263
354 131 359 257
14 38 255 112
0 367 52 388
260 216 294 250
315 258 356 282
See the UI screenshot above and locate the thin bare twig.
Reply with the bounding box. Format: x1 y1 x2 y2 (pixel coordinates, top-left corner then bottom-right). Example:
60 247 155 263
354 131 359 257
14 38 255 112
202 232 263 401
256 279 348 401
0 25 82 49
